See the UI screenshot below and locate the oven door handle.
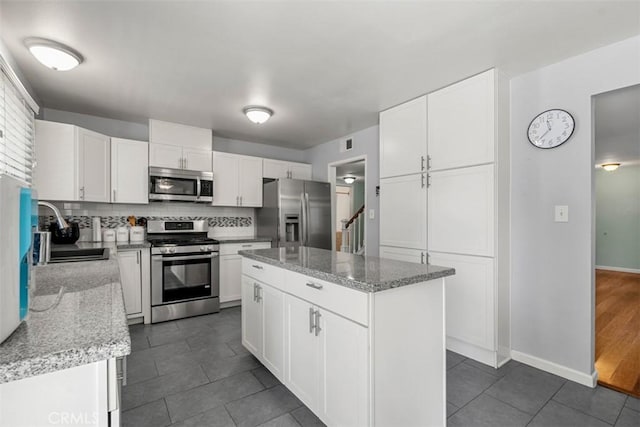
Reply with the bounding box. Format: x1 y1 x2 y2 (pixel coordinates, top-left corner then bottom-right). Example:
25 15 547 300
154 253 218 262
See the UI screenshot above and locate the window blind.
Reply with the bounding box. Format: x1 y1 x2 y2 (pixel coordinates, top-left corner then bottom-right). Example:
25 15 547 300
0 66 36 185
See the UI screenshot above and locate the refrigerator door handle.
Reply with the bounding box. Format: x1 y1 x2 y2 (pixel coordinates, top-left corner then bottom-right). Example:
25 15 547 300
300 192 307 245
304 192 310 246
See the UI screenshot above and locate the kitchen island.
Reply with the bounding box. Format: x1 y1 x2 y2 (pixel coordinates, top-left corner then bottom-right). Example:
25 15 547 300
239 246 455 427
0 258 130 426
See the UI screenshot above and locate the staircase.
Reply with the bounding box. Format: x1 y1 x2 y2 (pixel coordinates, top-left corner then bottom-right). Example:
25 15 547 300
340 205 365 255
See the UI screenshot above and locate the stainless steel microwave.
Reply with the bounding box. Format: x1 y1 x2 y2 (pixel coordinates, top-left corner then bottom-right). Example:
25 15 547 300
149 167 213 202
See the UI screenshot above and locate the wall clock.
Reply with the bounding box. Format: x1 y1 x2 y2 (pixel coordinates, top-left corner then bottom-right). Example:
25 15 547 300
527 109 575 149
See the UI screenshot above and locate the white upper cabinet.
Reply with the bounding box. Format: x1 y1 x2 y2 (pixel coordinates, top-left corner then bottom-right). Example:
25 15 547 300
149 143 183 169
34 120 110 202
183 148 212 172
379 95 427 178
263 159 312 180
428 164 494 257
212 152 263 207
428 70 495 170
111 137 148 204
379 174 427 250
148 119 212 172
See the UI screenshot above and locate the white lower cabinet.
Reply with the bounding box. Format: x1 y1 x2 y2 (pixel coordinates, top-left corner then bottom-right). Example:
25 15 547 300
220 242 271 304
241 276 285 379
242 258 446 426
117 248 151 324
0 359 121 427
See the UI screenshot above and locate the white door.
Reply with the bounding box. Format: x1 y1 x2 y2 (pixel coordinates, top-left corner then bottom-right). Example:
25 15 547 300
261 283 285 380
430 252 495 351
238 156 263 207
117 251 142 316
290 163 312 180
428 69 495 170
212 152 240 206
379 174 427 250
285 295 320 411
149 143 183 169
111 137 148 204
428 164 494 257
183 148 212 172
379 246 426 264
318 309 369 427
379 95 427 178
241 276 262 356
263 159 290 179
78 127 110 202
219 255 242 303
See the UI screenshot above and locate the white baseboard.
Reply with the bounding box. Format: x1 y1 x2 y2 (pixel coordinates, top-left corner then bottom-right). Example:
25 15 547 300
511 350 598 387
595 265 640 274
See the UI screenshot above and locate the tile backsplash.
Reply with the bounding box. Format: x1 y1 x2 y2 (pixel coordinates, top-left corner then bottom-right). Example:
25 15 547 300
38 201 256 238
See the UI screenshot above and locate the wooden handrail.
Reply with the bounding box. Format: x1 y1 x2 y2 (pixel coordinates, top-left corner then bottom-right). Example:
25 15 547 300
345 205 365 229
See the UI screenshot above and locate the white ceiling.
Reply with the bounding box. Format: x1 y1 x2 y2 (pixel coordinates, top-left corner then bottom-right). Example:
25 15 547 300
594 84 640 166
1 1 639 149
336 160 365 182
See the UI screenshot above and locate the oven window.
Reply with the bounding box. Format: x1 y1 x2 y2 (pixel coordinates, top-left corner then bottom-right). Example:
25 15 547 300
151 176 197 196
162 257 211 302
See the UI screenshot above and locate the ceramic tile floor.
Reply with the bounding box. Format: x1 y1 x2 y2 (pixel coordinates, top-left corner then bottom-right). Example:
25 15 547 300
123 307 640 427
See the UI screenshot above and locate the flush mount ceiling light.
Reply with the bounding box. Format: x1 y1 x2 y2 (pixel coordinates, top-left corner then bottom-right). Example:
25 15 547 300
243 106 273 124
25 38 83 71
601 163 621 172
343 176 356 184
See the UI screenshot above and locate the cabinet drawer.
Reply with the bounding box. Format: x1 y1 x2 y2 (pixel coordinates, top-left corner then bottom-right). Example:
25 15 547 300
285 271 369 326
221 241 271 255
242 258 286 291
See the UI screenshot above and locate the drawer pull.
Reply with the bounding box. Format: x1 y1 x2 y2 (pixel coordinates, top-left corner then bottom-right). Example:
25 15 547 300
242 244 252 247
306 282 323 290
252 264 264 270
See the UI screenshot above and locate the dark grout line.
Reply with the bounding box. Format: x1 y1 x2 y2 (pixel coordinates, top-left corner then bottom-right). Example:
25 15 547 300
524 378 568 426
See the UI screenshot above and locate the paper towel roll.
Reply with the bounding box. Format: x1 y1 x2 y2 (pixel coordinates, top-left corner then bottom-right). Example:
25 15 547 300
92 217 102 242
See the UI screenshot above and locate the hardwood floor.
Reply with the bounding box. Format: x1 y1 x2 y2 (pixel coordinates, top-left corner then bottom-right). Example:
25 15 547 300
595 269 640 397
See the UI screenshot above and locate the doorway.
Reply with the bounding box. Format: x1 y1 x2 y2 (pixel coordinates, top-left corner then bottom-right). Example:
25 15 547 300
328 157 366 254
593 84 640 397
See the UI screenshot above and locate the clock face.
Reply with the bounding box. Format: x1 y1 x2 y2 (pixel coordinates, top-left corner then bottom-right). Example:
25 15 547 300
527 109 575 149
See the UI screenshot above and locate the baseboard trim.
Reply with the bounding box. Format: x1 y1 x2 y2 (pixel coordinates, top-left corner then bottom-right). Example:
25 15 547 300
595 265 640 274
447 337 500 368
511 350 598 387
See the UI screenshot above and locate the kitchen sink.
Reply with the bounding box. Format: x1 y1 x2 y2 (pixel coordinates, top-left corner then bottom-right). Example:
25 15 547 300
49 247 110 263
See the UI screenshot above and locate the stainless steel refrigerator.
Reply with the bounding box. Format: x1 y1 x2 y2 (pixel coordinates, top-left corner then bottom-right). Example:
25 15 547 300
257 179 331 250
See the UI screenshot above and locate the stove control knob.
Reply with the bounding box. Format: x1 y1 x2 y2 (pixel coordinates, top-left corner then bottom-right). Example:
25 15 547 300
161 248 169 254
200 245 211 252
170 248 176 254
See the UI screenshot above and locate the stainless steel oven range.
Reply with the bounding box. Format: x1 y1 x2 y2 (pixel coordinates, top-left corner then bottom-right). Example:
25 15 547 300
148 220 219 323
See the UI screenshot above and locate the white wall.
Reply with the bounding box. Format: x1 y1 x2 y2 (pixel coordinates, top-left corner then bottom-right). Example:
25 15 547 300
595 165 640 271
510 35 640 381
303 125 380 256
213 136 305 162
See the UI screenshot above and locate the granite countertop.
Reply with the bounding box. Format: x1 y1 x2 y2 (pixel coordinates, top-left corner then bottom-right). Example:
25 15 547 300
239 247 455 293
0 258 131 384
215 236 272 244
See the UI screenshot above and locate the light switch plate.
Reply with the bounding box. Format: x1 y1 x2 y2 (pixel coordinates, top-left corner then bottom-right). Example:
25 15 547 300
554 205 569 222
369 209 375 220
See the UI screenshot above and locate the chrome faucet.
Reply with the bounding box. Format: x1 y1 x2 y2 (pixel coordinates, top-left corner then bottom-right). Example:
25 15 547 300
37 201 69 229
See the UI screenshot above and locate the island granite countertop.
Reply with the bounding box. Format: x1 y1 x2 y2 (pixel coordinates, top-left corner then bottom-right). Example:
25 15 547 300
239 246 455 293
0 258 131 384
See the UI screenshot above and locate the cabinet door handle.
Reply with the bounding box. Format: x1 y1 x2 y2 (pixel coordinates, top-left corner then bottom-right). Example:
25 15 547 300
252 264 263 270
113 189 116 202
240 196 243 206
256 285 262 302
184 158 188 169
305 282 323 290
309 307 315 333
314 310 322 336
421 252 425 264
136 251 140 265
253 283 257 302
427 174 432 188
427 155 432 170
421 156 425 171
421 174 425 188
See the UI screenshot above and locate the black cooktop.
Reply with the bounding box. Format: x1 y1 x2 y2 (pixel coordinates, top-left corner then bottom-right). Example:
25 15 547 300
147 233 218 247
